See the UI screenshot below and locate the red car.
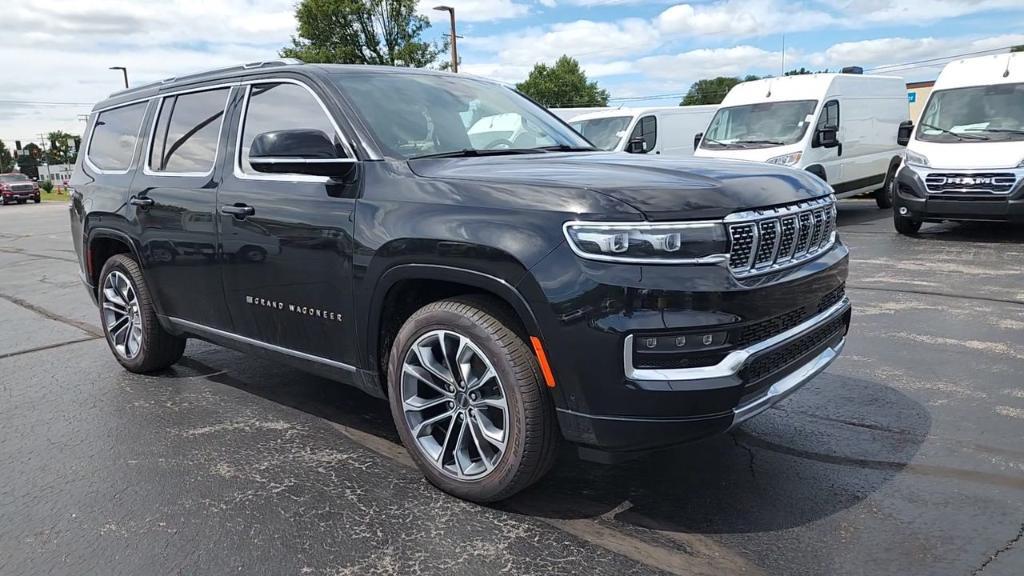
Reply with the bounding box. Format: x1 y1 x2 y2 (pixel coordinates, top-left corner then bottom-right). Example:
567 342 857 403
0 173 41 205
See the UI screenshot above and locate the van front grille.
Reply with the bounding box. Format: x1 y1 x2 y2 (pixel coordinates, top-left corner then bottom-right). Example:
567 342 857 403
925 173 1017 195
726 196 836 278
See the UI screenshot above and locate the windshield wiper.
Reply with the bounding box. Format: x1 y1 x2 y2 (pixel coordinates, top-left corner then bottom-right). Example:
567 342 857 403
702 137 727 147
409 148 548 160
973 128 1024 134
535 144 597 152
920 123 989 141
736 139 786 145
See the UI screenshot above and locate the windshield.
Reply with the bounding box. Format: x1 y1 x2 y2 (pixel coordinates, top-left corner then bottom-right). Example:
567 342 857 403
570 116 632 150
917 83 1024 143
701 100 817 149
0 174 30 183
333 73 593 159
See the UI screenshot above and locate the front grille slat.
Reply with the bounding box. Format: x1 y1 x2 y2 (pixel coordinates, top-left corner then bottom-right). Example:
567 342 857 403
726 196 836 278
925 172 1018 195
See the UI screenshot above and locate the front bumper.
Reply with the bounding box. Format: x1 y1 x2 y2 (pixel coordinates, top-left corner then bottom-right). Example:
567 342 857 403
895 164 1024 223
525 240 850 453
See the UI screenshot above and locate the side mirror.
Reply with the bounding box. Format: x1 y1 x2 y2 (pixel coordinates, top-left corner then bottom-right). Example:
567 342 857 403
817 127 839 148
693 132 703 151
627 137 648 154
249 129 354 177
897 120 914 146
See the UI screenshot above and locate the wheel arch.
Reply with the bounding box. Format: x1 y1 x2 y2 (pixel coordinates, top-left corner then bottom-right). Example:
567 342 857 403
85 228 143 293
805 164 827 182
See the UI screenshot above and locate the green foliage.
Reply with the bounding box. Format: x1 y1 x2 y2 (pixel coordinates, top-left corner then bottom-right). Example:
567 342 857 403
0 140 14 172
515 55 609 107
280 0 442 68
680 75 761 106
1012 45 1024 53
40 179 54 193
785 67 829 76
46 131 77 164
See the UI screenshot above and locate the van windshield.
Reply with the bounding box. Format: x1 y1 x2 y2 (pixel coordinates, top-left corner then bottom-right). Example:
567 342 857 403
570 116 632 150
917 83 1024 143
700 100 817 149
332 73 594 159
0 174 31 183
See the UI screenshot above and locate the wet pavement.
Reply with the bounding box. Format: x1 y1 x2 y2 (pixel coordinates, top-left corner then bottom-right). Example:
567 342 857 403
1 201 1022 575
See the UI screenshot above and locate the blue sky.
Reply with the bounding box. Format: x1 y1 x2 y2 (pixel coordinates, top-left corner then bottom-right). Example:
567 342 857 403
2 0 1024 144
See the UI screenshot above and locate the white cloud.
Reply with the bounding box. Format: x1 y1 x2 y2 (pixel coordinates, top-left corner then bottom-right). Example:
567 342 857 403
656 0 834 38
806 34 1024 75
636 45 790 80
418 0 531 23
821 0 1023 25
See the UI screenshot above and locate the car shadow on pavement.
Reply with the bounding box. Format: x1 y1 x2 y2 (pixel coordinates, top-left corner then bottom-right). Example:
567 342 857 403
913 221 1024 243
168 352 930 538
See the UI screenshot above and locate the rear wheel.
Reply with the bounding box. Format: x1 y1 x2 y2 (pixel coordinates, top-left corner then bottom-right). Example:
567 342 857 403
98 254 186 373
387 297 558 502
875 166 897 209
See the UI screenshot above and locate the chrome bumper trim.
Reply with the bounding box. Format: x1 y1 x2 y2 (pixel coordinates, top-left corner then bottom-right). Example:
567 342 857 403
623 296 851 382
730 337 845 428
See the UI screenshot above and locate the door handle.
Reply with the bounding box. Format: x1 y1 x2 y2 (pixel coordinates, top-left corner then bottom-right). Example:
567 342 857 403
220 204 255 218
837 143 843 157
129 196 154 208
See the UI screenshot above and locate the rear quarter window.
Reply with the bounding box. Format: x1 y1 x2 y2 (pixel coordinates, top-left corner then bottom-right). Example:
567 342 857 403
88 102 148 171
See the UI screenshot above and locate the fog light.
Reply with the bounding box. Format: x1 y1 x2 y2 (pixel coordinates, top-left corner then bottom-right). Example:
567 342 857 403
634 331 727 352
899 207 909 215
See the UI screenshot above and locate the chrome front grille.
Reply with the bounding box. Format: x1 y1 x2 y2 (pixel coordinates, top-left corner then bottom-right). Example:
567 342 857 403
925 172 1017 195
726 196 836 278
10 184 34 193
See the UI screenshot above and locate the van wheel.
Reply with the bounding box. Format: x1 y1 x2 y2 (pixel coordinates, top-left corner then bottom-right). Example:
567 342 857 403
893 209 922 235
876 169 897 209
98 254 186 373
387 297 558 503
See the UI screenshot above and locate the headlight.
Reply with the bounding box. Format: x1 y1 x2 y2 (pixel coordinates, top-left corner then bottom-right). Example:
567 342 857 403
905 150 929 167
766 151 803 167
563 221 729 263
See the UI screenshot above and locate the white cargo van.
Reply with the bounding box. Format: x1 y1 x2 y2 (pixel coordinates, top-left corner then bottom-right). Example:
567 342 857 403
569 106 719 156
549 107 610 122
694 74 910 207
893 52 1024 234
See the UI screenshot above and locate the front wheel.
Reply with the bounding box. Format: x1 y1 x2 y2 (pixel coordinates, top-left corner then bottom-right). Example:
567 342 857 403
33 197 41 204
893 208 922 235
98 254 186 373
387 297 559 502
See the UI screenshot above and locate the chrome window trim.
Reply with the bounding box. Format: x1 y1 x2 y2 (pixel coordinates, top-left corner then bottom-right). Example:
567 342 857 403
84 99 153 175
624 296 850 382
249 157 358 164
167 317 357 373
561 220 730 265
92 81 238 114
233 78 359 183
143 86 234 178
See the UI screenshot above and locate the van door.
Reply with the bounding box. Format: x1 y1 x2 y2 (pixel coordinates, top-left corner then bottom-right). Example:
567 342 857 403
129 86 235 330
808 99 844 185
216 79 359 367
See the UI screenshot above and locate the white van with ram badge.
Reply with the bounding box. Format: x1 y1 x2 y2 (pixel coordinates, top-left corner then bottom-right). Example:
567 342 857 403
893 52 1024 234
694 73 910 208
569 106 719 156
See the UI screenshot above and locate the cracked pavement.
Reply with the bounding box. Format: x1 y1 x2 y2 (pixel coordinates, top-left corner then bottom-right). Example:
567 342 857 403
1 201 1022 575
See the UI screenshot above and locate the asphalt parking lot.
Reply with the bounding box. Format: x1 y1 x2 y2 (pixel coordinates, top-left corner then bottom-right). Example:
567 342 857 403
1 200 1022 576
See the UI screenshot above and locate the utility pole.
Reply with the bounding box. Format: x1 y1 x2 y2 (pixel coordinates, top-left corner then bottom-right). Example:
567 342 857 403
781 34 786 76
433 6 458 73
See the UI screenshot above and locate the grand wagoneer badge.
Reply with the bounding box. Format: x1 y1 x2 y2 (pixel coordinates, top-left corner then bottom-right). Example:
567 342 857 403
246 296 343 323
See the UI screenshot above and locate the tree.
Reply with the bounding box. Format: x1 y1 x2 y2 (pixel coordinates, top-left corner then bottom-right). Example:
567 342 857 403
280 0 443 68
515 55 609 107
17 143 41 180
46 130 77 165
785 67 828 76
0 140 14 173
680 75 760 106
1012 45 1024 53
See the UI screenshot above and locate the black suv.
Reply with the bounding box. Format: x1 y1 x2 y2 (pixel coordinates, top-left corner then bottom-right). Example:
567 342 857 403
70 60 851 502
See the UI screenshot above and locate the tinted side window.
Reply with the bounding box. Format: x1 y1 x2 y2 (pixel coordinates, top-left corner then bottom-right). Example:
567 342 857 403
239 83 341 173
630 115 657 151
88 102 148 171
817 100 840 130
149 88 230 174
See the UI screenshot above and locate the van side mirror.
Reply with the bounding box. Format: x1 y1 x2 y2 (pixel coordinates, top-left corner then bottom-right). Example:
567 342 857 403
693 132 703 150
817 127 839 149
249 129 355 177
626 137 648 154
897 121 914 146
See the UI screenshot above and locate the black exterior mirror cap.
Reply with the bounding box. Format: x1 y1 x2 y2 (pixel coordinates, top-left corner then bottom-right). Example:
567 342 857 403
693 132 703 150
627 137 648 154
249 129 354 176
897 120 914 147
817 127 839 148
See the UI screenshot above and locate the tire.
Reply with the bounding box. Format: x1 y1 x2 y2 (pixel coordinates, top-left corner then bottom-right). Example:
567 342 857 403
893 208 922 235
33 197 41 204
98 254 186 373
387 296 559 502
875 166 897 209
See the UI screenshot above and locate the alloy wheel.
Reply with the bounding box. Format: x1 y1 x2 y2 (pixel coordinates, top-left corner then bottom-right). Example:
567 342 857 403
101 270 144 359
400 330 509 480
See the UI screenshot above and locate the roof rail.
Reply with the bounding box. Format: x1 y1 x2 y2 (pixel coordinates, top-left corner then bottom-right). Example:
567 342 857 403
110 59 305 97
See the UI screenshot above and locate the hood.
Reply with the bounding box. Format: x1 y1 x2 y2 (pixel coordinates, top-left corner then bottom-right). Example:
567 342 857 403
694 143 802 164
408 152 829 221
909 140 1024 170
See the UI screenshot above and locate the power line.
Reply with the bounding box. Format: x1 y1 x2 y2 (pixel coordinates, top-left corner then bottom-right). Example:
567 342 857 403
865 44 1017 72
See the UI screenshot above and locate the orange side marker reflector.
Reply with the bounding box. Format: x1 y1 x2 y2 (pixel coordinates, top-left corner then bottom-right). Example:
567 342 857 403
530 336 557 389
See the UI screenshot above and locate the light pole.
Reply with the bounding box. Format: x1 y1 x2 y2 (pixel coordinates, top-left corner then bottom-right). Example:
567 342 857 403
433 6 458 73
109 66 129 89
